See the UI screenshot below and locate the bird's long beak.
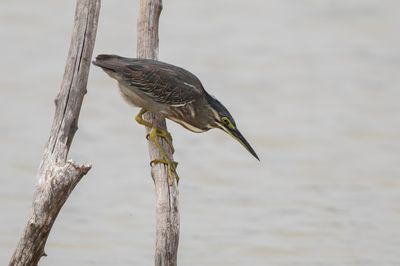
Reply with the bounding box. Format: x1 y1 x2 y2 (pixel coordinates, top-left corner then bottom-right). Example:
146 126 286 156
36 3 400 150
222 126 260 161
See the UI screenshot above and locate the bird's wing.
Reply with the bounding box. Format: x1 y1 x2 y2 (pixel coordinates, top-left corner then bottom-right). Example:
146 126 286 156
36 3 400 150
120 59 205 105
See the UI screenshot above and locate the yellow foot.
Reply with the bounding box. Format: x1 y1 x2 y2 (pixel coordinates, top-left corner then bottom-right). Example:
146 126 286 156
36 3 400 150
151 159 180 185
148 127 179 185
135 108 174 154
146 129 174 154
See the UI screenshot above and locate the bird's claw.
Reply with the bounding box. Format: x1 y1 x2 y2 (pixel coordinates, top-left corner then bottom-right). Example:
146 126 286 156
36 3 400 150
146 129 174 154
150 159 179 185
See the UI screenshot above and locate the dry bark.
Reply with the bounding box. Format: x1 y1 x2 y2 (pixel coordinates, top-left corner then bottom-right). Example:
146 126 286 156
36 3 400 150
137 0 180 265
9 0 100 265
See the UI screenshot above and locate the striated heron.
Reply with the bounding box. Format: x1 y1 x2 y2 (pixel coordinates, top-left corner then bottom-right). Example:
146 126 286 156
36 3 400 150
93 54 259 184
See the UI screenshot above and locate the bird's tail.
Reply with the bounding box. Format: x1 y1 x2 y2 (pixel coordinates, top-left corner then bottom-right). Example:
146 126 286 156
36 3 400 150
92 54 128 73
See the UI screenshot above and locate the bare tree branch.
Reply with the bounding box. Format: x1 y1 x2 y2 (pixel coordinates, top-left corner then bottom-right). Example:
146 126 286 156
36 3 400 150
9 0 101 265
137 1 180 265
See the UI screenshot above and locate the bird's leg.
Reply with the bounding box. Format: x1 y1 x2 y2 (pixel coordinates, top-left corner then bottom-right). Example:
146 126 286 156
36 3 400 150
135 109 179 185
135 108 154 128
150 129 174 154
148 127 180 185
135 108 174 153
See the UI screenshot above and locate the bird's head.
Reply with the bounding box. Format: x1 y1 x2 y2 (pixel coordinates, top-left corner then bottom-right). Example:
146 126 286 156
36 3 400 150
206 94 259 161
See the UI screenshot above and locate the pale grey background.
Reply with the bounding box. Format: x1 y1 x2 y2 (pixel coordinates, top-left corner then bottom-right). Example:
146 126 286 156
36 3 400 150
1 0 399 265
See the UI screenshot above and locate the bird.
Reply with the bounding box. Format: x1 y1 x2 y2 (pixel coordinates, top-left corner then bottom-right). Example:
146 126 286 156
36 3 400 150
93 54 259 184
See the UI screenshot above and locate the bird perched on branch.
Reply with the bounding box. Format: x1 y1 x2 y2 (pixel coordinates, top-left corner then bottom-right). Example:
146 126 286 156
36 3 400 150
93 54 259 184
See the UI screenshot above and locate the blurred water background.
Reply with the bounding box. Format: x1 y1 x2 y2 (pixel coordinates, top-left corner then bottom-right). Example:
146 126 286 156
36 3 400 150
1 0 400 265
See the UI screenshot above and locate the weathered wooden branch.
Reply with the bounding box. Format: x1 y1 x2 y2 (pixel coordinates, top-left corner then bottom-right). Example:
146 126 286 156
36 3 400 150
9 0 100 265
137 1 180 265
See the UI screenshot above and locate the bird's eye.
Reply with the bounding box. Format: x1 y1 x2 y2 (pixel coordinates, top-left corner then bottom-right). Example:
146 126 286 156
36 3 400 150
221 117 234 129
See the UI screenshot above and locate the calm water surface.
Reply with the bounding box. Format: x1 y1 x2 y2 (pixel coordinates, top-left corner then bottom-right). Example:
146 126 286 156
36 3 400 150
1 1 399 265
